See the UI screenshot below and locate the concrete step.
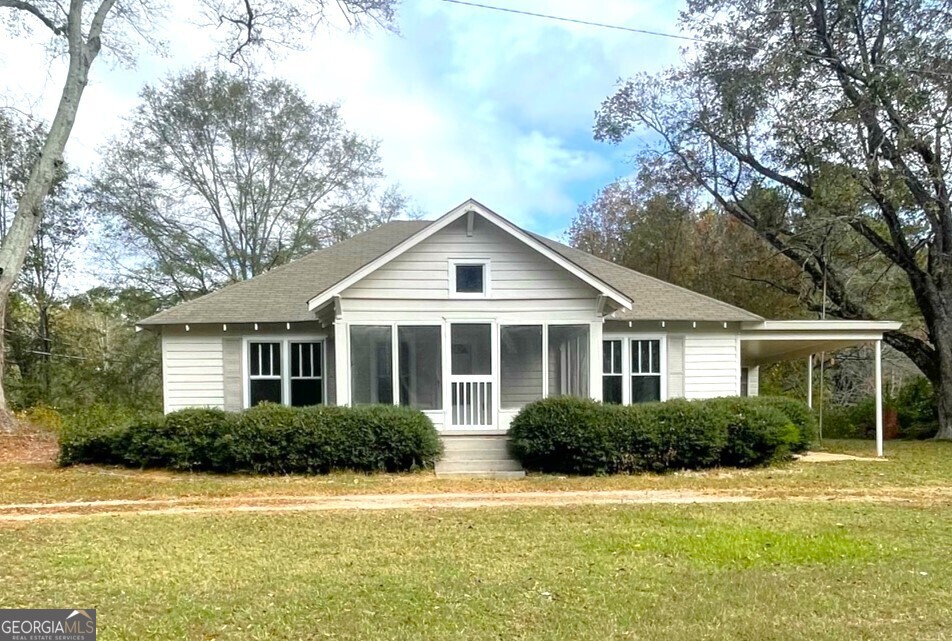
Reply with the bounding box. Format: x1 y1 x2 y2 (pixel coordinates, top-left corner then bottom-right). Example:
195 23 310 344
441 436 511 453
440 448 515 462
436 435 524 477
436 470 526 479
435 458 524 474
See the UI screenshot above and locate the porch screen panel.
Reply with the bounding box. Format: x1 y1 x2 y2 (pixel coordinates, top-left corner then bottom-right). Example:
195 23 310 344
547 325 590 398
451 324 492 375
350 326 393 405
500 325 543 409
398 326 442 410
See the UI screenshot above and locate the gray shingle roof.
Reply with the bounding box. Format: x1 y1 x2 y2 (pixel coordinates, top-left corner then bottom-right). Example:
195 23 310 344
138 217 762 326
137 221 429 325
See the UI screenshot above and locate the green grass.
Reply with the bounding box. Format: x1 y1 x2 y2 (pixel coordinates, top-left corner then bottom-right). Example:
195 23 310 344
3 439 952 505
3 439 952 639
1 503 950 640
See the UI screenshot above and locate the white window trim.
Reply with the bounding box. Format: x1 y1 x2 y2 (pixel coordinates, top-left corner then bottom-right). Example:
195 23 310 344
242 335 327 409
448 258 492 298
602 334 667 404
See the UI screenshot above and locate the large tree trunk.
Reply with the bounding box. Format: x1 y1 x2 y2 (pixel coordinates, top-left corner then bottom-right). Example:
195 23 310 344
931 311 952 440
934 372 952 440
0 19 99 413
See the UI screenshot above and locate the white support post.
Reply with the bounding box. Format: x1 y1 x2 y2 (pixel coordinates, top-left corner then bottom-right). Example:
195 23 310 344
807 354 813 409
875 339 884 457
335 322 350 406
589 321 603 402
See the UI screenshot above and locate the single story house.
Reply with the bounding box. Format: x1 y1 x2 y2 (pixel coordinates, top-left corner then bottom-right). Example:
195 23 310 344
138 199 900 476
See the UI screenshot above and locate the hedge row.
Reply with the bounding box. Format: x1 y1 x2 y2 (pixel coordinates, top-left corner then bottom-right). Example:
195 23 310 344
508 395 815 475
59 403 442 474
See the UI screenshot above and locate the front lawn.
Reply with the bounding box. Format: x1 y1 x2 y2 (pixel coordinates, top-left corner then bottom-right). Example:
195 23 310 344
2 501 950 640
2 437 952 638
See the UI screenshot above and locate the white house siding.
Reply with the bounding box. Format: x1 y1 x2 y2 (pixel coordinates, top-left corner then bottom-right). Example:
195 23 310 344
162 334 225 412
161 322 328 413
683 334 741 399
341 215 599 317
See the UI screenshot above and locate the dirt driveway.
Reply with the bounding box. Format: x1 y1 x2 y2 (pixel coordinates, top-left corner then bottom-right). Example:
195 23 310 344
1 485 941 523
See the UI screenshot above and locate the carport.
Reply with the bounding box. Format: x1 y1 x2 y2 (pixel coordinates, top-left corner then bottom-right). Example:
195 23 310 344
740 320 904 457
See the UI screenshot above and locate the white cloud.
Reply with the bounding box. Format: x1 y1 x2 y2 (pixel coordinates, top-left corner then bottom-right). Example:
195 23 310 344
0 0 685 238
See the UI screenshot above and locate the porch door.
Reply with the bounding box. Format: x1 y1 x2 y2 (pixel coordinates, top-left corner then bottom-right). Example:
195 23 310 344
449 323 494 428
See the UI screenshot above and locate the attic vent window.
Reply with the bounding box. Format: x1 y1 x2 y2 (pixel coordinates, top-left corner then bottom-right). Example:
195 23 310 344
449 259 490 297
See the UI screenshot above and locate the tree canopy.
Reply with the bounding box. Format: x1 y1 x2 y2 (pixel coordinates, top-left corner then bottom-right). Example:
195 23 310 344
92 68 403 300
595 0 952 437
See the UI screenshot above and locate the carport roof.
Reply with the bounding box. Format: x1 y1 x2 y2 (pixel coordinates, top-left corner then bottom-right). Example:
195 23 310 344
740 320 903 366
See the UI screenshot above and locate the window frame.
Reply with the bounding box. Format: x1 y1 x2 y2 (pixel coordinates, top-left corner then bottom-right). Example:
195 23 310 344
248 341 283 406
602 338 624 404
289 341 325 407
448 258 492 298
601 334 667 405
243 335 327 409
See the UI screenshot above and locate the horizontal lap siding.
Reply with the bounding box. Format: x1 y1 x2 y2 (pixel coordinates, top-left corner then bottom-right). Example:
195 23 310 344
683 335 739 399
342 216 597 306
163 336 225 412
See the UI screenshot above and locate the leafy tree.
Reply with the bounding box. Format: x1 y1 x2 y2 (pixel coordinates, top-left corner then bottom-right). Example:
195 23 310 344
91 69 402 300
1 112 86 403
569 160 805 319
0 0 398 414
594 0 952 437
5 286 162 411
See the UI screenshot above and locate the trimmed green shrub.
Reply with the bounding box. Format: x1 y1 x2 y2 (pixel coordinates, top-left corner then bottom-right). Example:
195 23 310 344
707 398 799 467
508 397 613 474
58 403 441 474
348 405 443 472
58 404 158 466
509 396 799 475
750 396 816 452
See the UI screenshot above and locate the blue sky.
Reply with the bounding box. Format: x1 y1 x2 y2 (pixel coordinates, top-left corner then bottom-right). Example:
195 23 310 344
1 0 685 238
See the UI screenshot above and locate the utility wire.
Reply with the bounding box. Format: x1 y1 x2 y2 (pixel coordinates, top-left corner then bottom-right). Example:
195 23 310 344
439 0 952 80
440 0 714 44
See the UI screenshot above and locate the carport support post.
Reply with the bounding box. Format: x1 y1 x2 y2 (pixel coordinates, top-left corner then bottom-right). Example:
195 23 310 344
875 339 884 458
807 355 813 409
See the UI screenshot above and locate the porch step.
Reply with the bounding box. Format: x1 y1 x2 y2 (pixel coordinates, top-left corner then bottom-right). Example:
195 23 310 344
436 471 527 480
442 436 512 455
436 458 525 473
435 435 525 478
